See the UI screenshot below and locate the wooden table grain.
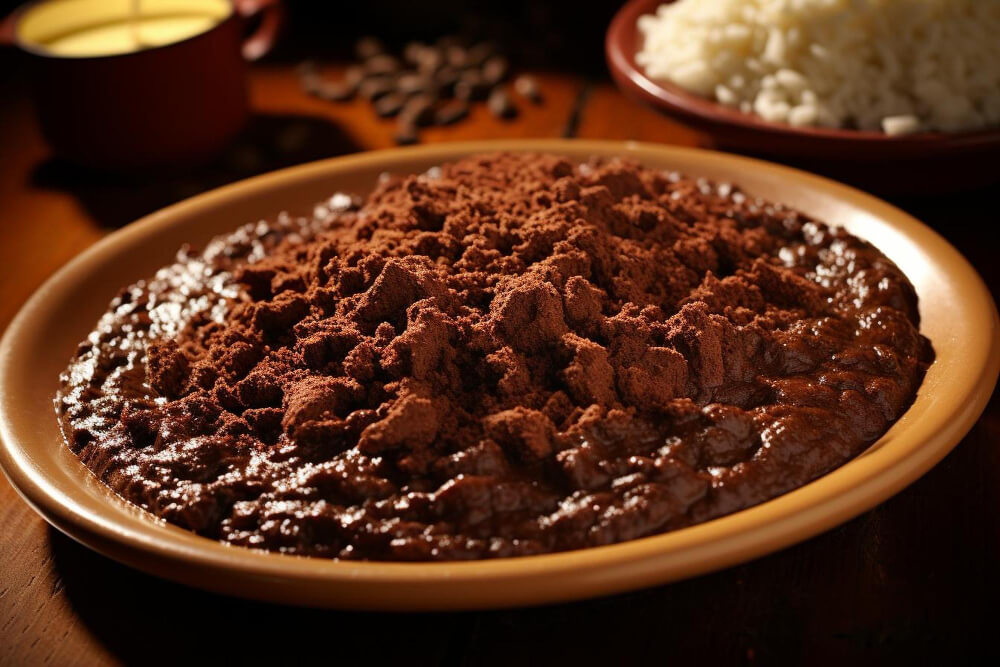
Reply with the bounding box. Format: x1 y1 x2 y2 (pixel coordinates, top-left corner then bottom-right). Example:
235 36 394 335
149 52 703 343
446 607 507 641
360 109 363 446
1 64 998 666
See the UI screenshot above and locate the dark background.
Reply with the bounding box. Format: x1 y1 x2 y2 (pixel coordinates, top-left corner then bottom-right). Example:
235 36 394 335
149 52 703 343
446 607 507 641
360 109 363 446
1 0 621 70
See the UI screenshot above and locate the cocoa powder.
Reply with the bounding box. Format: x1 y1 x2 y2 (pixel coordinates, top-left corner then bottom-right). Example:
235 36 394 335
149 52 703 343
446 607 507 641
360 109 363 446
57 153 931 560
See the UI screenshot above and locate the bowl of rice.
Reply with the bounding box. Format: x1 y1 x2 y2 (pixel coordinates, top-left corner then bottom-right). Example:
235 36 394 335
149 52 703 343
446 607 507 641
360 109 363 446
606 0 1000 192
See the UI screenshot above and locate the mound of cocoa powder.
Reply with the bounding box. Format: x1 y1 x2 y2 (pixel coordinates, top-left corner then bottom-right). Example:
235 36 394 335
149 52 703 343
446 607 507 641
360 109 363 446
58 153 930 560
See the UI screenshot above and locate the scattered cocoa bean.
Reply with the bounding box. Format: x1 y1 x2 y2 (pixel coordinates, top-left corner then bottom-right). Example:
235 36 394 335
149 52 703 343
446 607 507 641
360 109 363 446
400 94 436 126
304 35 538 141
434 67 461 96
311 80 357 102
300 63 363 102
355 36 385 60
445 45 469 69
435 100 469 126
374 92 407 117
394 119 419 145
358 76 396 101
487 88 518 119
465 42 496 68
415 47 444 74
514 75 543 104
481 56 509 86
455 71 490 101
403 42 427 66
364 54 401 77
397 72 436 96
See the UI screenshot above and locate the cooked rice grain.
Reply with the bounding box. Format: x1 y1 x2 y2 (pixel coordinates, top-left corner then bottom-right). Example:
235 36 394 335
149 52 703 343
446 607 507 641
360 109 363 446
636 0 1000 134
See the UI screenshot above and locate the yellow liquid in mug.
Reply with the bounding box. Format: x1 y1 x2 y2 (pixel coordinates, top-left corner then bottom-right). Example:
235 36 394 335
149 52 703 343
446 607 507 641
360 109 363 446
18 0 230 58
41 15 220 56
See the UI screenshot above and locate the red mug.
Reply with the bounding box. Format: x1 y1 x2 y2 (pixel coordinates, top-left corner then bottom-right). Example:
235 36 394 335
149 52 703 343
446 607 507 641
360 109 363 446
1 0 283 169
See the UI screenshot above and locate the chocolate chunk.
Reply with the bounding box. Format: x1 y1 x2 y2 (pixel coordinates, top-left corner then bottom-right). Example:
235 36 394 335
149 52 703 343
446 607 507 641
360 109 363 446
147 340 190 399
483 408 556 461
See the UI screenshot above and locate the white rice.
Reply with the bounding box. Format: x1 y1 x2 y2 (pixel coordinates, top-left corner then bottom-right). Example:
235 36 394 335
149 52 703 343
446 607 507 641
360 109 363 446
635 0 1000 135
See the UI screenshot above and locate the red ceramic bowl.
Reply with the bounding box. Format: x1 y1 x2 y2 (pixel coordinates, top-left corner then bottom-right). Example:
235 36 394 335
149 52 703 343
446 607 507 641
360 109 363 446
1 0 282 169
606 0 1000 194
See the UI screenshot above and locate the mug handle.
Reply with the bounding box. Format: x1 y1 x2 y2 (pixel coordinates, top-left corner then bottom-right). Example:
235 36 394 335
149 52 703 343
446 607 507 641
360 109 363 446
233 0 284 61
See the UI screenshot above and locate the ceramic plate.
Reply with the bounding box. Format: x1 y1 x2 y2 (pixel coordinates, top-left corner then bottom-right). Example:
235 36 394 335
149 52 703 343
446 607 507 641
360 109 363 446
1 140 997 610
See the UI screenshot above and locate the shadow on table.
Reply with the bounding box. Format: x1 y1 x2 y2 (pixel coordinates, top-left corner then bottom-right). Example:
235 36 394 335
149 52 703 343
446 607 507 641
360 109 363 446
46 512 829 665
29 112 362 229
46 527 473 665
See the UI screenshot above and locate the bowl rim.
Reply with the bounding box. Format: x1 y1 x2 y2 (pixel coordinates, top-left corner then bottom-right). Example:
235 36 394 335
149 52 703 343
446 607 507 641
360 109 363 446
1 139 997 610
605 0 1000 153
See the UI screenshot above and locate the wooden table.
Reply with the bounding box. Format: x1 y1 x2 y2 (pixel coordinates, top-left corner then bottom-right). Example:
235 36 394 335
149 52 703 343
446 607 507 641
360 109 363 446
1 64 997 666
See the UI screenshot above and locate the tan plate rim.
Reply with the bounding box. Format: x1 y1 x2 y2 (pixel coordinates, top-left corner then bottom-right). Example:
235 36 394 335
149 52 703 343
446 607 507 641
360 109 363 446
1 139 998 610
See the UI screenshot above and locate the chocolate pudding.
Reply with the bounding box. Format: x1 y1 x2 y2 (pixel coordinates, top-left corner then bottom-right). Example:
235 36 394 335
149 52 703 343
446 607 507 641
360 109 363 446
56 153 931 560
